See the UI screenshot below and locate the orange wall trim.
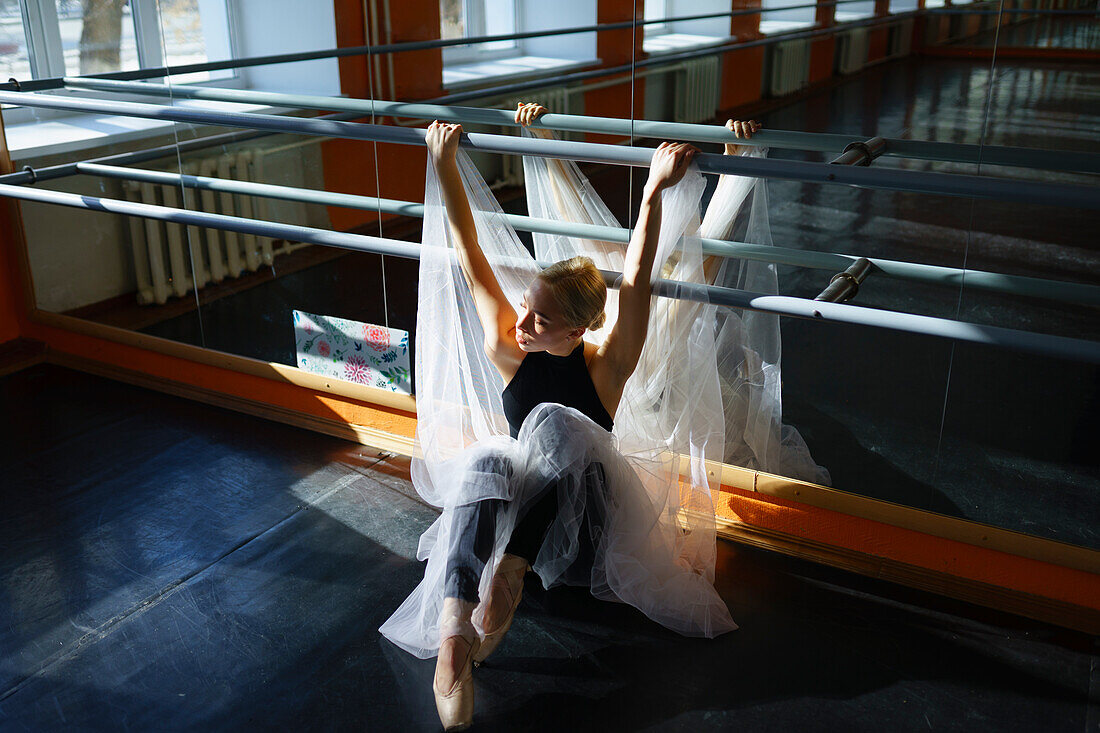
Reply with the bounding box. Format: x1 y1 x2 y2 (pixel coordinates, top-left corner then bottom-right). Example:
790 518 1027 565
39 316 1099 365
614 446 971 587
717 486 1100 613
25 312 1099 629
0 205 22 342
28 319 418 441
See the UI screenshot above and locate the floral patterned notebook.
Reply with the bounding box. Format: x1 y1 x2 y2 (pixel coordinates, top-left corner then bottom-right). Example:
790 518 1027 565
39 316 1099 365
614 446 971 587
293 310 412 394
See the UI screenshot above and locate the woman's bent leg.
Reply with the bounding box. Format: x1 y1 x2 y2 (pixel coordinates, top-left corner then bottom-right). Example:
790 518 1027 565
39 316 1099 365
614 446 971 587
444 499 501 602
443 450 515 601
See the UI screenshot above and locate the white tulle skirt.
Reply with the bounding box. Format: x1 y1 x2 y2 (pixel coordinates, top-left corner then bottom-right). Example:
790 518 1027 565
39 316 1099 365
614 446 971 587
379 403 738 659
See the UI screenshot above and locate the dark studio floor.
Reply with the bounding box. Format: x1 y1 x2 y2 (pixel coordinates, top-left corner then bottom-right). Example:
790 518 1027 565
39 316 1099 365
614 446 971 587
0 363 1096 732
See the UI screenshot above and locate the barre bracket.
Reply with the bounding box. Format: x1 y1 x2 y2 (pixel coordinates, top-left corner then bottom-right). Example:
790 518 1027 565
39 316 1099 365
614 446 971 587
830 137 886 167
815 257 873 303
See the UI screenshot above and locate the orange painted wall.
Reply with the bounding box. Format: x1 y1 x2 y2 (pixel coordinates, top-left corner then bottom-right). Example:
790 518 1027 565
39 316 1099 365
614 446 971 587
810 0 837 85
720 0 765 109
579 0 643 145
321 0 442 233
866 0 892 63
0 200 25 344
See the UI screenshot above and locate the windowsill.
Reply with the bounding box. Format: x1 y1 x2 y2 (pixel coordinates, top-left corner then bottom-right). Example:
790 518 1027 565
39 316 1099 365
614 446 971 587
757 20 817 35
442 55 599 90
834 11 878 21
5 98 290 161
643 33 730 56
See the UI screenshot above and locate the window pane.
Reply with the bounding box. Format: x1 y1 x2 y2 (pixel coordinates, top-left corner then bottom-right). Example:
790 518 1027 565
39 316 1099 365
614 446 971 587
157 0 233 83
644 0 667 22
440 0 465 40
481 0 514 50
57 0 139 76
0 0 32 80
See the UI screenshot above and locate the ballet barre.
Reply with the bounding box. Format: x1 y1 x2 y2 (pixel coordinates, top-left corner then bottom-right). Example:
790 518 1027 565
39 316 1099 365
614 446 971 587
1 181 1097 365
66 162 1100 307
62 78 1100 174
3 91 1099 212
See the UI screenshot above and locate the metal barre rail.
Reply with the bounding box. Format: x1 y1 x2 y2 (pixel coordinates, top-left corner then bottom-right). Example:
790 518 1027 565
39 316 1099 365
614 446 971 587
3 91 1099 211
71 162 1100 307
2 182 1096 364
62 78 1100 174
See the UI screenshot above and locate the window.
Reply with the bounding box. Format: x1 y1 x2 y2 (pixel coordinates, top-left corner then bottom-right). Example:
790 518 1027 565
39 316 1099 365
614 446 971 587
439 0 598 89
3 0 240 151
439 0 518 65
759 0 818 33
644 0 670 36
0 0 33 81
642 0 730 56
11 0 232 82
834 0 877 21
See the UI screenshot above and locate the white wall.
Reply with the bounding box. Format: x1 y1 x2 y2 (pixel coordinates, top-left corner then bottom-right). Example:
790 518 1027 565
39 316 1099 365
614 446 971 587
22 136 331 313
233 0 342 95
667 0 731 36
760 0 817 25
521 0 597 60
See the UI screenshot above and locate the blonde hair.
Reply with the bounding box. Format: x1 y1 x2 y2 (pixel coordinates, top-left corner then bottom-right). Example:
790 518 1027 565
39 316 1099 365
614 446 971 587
537 255 607 331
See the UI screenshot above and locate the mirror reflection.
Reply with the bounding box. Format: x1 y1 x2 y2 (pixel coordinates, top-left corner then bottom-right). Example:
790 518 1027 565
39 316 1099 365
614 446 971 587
4 0 1096 551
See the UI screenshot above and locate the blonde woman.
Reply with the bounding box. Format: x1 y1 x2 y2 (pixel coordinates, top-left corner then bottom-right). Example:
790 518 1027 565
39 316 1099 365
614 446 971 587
382 120 741 731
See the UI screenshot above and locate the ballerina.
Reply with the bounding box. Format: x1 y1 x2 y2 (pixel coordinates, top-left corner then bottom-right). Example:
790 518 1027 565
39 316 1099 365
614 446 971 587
379 120 738 731
516 102 829 486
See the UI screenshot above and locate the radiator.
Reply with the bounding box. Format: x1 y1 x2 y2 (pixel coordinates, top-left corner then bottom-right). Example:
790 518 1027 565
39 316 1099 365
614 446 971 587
835 28 869 75
125 149 309 305
765 40 810 97
498 88 570 187
886 19 914 59
673 55 720 123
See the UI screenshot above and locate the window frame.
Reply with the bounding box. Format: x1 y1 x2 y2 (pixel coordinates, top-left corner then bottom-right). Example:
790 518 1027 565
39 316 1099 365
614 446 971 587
3 0 241 126
440 0 521 66
643 0 671 37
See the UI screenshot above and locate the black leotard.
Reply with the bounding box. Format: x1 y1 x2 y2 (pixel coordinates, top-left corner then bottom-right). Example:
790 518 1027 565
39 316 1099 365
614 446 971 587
501 343 614 438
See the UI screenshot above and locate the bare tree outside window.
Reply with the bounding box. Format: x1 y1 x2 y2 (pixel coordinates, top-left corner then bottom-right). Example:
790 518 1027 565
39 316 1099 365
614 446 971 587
78 0 125 74
440 0 465 40
0 0 32 80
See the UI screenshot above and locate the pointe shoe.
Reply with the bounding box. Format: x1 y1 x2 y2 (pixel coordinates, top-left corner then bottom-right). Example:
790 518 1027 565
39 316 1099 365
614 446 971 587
473 554 529 663
434 633 479 731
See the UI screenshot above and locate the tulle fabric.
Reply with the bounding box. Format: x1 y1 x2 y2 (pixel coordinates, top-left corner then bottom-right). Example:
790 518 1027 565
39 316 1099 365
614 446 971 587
380 403 738 659
699 151 831 486
379 150 736 659
523 132 829 486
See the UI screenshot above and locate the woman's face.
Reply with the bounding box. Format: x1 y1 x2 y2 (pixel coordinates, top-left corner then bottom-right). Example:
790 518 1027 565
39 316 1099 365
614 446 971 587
515 279 580 353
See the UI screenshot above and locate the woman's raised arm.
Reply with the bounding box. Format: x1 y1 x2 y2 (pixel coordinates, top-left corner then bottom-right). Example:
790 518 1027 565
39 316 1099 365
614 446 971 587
426 121 524 378
599 142 698 383
701 119 762 283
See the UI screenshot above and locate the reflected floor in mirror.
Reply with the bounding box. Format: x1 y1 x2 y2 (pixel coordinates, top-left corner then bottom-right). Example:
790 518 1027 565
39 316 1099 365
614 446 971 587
117 54 1099 550
0 364 1095 732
